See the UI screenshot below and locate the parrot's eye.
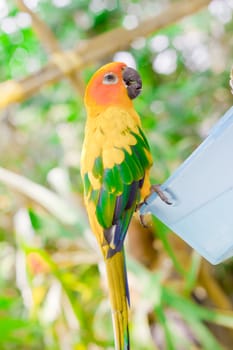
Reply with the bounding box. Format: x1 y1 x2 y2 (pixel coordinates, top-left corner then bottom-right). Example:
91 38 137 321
102 72 118 85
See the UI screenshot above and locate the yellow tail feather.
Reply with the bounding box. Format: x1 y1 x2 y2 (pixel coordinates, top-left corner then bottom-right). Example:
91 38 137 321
105 251 130 350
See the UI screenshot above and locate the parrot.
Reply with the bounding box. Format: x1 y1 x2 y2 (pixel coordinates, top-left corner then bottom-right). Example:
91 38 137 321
81 61 169 350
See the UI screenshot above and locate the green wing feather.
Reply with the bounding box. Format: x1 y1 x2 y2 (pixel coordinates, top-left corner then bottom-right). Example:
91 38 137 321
83 127 152 255
93 156 103 178
118 161 134 184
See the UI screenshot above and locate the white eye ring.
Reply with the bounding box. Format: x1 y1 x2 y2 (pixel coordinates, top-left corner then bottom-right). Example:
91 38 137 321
102 72 118 85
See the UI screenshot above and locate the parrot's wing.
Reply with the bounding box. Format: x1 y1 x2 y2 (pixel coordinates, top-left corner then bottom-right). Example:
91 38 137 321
83 127 151 257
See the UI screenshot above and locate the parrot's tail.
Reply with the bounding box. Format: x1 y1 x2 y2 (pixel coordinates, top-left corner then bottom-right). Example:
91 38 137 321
105 250 130 350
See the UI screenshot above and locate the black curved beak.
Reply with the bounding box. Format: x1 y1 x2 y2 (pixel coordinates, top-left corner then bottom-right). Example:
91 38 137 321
122 66 142 99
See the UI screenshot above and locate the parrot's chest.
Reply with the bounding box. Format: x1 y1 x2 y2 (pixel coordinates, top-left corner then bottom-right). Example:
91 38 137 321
81 107 141 173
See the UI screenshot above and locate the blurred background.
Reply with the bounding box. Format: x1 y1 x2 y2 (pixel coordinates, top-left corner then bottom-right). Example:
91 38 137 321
0 0 233 349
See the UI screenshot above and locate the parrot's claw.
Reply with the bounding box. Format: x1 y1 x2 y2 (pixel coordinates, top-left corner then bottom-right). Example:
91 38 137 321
135 202 149 228
136 184 172 210
150 184 173 205
136 184 172 228
139 213 148 228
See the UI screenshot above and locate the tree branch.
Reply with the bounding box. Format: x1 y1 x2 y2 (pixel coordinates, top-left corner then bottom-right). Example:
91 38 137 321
0 0 211 108
16 0 85 95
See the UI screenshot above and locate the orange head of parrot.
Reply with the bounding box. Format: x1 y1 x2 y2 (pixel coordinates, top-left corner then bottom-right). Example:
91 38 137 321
84 62 142 114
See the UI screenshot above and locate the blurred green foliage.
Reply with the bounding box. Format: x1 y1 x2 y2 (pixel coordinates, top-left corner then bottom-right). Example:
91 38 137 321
0 0 233 349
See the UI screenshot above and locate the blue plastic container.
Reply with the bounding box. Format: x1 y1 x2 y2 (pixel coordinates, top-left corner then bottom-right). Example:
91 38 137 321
140 107 233 264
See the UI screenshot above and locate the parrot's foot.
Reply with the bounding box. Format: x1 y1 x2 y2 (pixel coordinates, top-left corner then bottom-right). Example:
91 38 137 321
137 184 172 228
138 213 149 228
150 184 172 205
135 202 148 228
137 184 172 208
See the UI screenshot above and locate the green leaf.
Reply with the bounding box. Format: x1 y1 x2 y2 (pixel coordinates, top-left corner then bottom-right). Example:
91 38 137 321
28 208 43 230
154 304 176 350
163 288 233 329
